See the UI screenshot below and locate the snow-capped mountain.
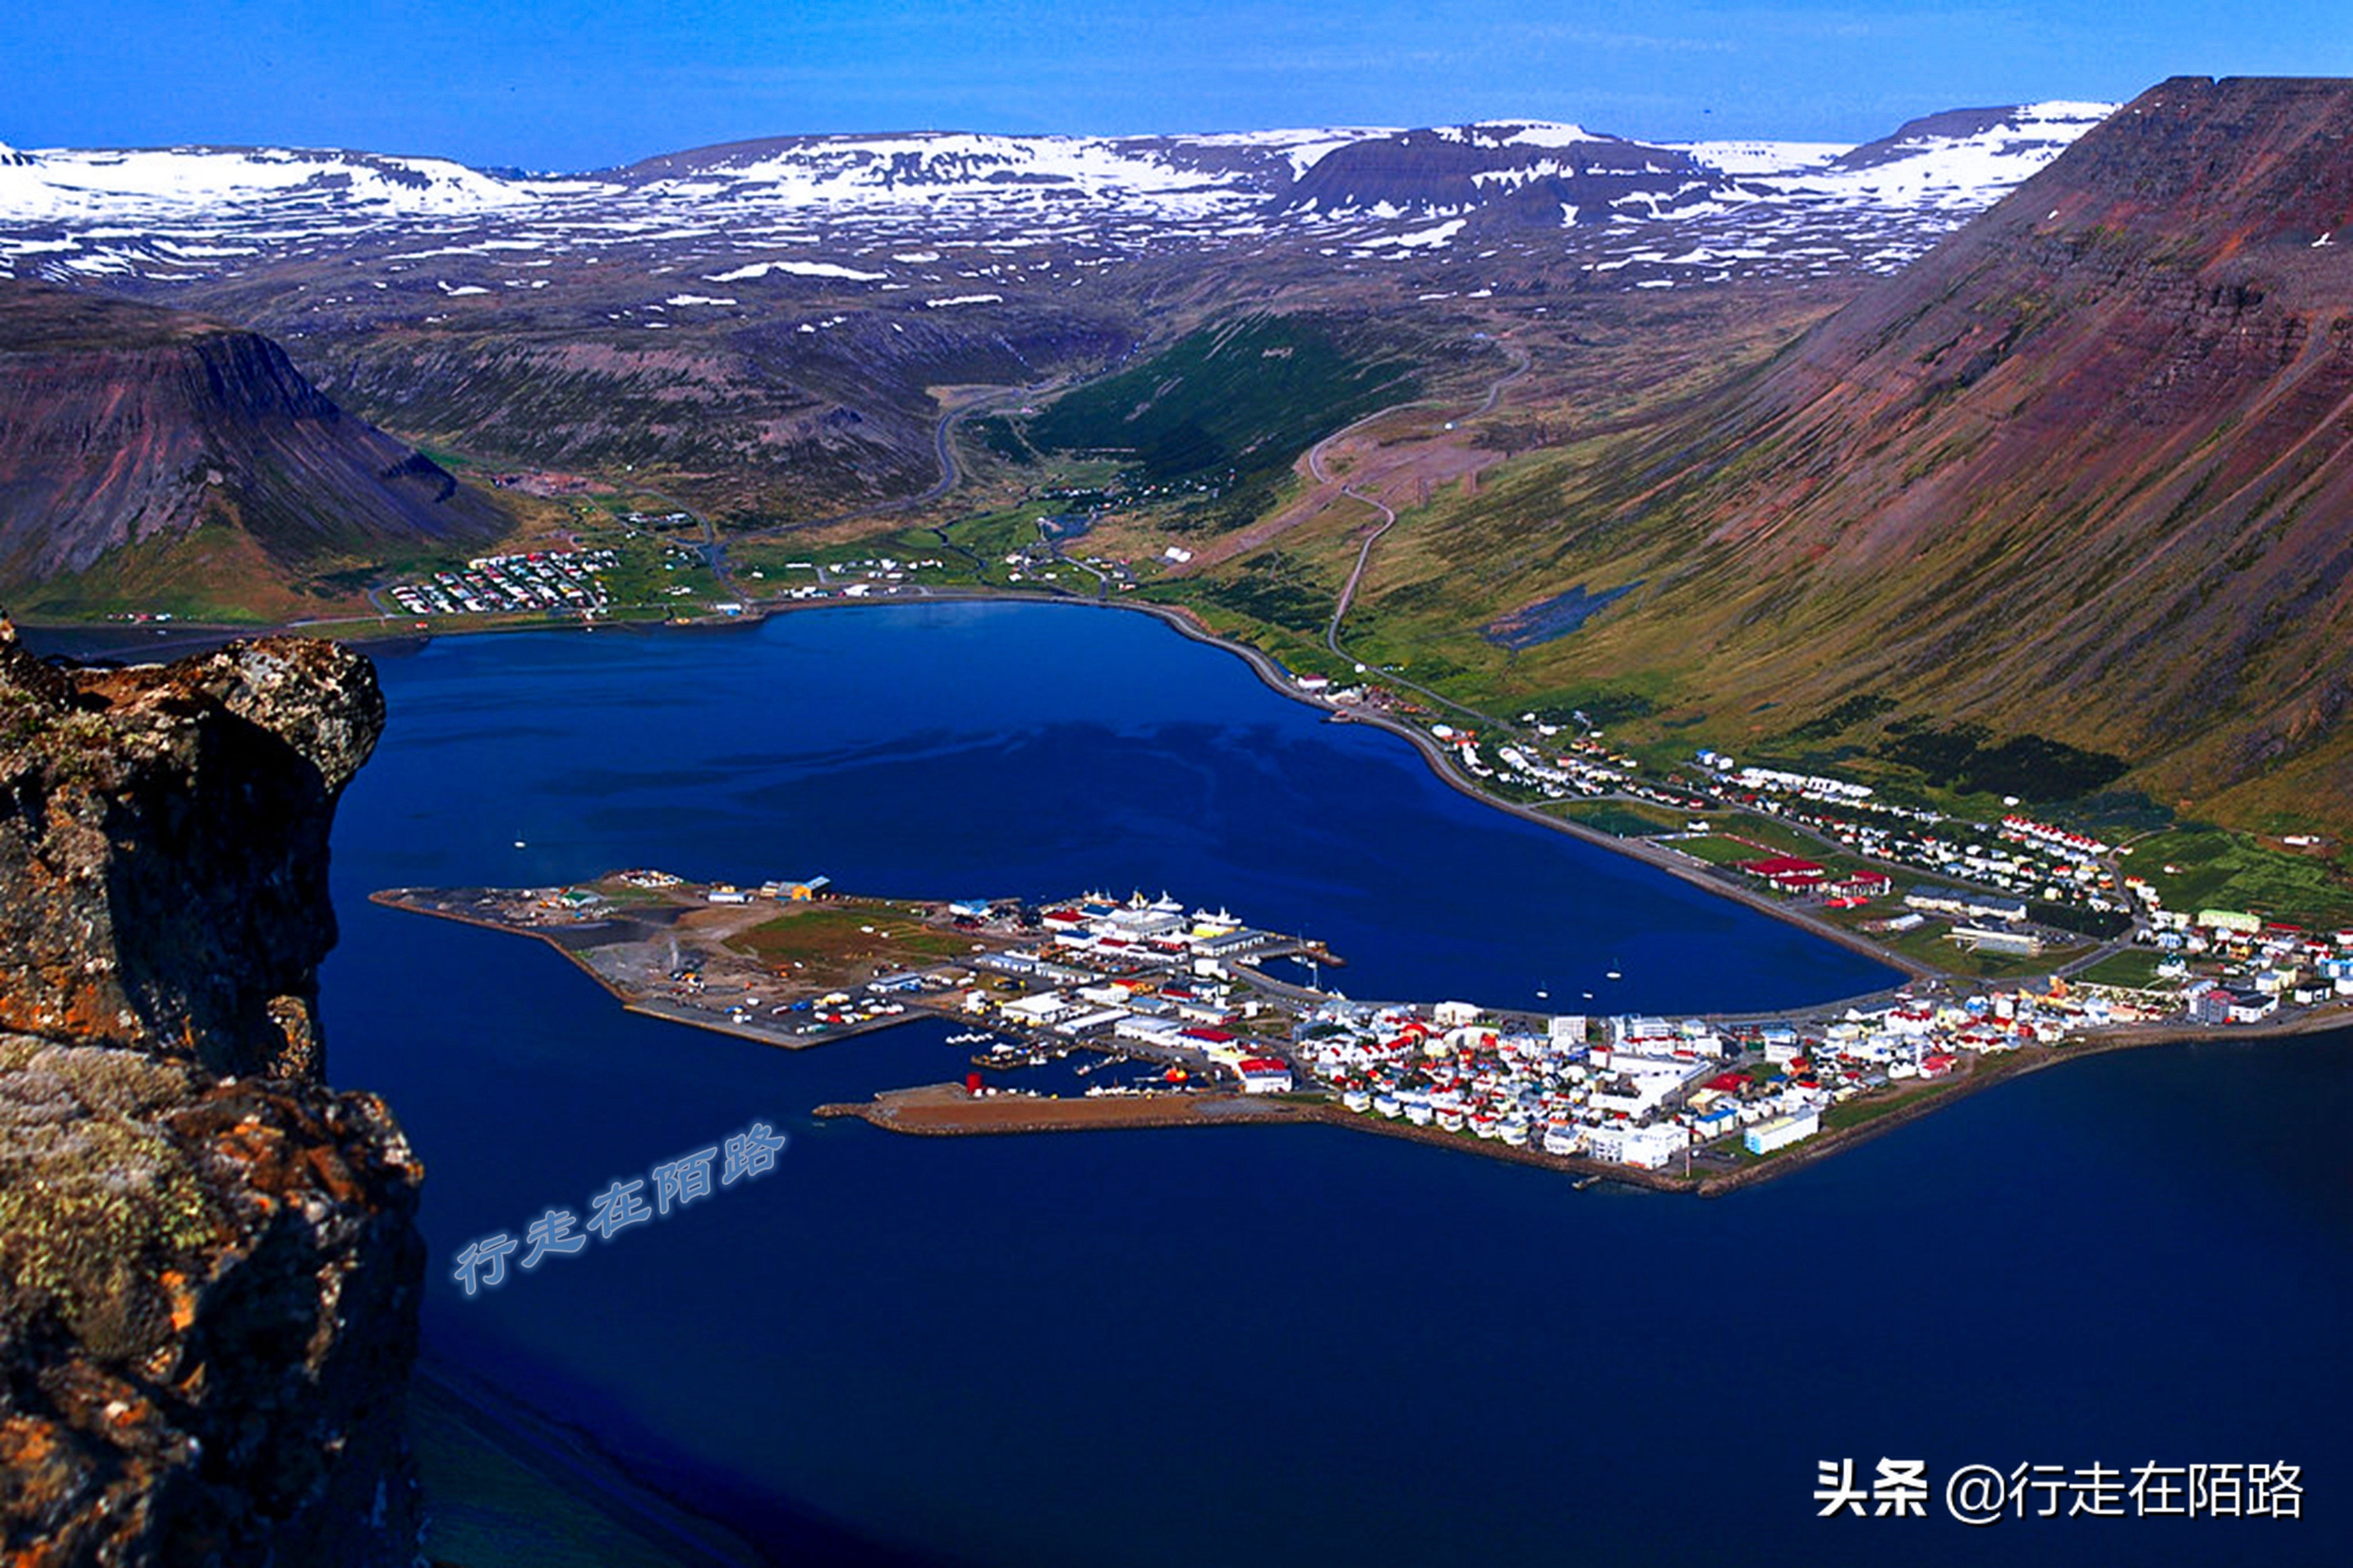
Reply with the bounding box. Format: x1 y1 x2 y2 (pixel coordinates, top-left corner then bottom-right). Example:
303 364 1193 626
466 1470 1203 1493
0 104 2116 299
1281 122 1731 232
0 144 579 223
1622 101 2123 284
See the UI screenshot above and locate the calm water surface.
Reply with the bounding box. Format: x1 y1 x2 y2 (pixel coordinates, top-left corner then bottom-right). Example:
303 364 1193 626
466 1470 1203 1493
312 604 2349 1566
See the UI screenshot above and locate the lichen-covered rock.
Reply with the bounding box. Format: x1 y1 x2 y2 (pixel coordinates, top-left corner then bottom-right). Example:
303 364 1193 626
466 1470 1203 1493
0 1038 425 1566
0 620 424 1567
0 619 385 1079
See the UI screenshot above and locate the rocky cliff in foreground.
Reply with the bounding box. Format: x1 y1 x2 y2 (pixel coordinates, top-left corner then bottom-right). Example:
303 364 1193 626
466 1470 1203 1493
0 621 424 1565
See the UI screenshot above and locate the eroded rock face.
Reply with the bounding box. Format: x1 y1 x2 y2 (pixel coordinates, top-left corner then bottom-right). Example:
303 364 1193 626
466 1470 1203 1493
0 622 423 1567
0 624 385 1078
0 281 506 590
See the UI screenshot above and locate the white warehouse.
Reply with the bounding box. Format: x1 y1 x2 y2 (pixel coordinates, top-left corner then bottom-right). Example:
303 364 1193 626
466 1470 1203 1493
1744 1109 1822 1156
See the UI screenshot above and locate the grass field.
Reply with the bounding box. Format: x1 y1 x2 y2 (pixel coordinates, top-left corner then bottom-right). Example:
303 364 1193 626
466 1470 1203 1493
1021 313 1422 532
1831 912 2091 979
723 904 983 971
1671 833 1779 866
590 532 724 610
1557 802 1682 838
2075 950 2174 988
2123 828 2353 928
1822 1085 1945 1133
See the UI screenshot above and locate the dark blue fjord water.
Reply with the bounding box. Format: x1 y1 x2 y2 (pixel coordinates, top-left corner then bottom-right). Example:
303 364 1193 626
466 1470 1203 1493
312 603 2351 1567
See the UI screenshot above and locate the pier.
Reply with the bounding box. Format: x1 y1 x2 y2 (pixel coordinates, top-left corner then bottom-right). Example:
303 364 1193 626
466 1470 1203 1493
376 870 2353 1195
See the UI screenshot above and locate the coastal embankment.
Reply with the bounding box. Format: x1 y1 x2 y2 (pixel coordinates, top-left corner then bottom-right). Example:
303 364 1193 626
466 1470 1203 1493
817 995 2353 1198
815 1082 1692 1194
1095 594 1930 979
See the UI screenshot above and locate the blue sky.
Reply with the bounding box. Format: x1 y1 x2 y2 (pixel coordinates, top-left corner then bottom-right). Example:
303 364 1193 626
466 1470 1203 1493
4 0 2348 168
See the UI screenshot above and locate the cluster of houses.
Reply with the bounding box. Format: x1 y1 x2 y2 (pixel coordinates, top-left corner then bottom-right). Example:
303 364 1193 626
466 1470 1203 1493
1290 978 2186 1171
2162 911 2353 1019
389 548 618 618
1000 536 1137 591
932 886 2344 1172
821 554 950 583
1686 753 2123 916
1477 729 1655 800
1290 1000 1858 1169
509 861 2348 1172
1284 701 2136 925
1727 854 1893 904
1431 724 2123 934
752 554 957 602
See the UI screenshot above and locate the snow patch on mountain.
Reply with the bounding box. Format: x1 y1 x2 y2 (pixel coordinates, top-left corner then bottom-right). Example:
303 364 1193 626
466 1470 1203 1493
1672 140 1849 176
0 145 589 222
1150 126 1396 179
0 104 2120 291
707 259 888 282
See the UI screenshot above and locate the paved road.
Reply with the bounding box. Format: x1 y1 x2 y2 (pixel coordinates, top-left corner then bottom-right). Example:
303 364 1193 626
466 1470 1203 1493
1316 338 1533 723
790 374 1085 537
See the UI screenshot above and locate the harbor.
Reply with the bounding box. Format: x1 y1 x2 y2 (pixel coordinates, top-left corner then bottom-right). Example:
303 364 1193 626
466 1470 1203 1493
377 866 2353 1194
308 598 2352 1568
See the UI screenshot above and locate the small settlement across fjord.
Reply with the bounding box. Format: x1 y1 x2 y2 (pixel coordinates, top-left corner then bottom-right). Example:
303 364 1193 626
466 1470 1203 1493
377 856 2353 1192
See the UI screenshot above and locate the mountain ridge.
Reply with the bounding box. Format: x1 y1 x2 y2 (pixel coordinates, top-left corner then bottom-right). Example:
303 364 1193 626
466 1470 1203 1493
1361 75 2353 829
0 103 2114 291
0 280 504 606
0 100 2116 546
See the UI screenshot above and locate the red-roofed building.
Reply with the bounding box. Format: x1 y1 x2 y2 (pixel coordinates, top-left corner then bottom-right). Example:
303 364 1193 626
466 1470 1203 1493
1735 855 1828 890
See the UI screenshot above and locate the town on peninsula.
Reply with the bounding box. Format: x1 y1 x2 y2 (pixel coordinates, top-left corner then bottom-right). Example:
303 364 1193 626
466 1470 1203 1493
378 713 2353 1194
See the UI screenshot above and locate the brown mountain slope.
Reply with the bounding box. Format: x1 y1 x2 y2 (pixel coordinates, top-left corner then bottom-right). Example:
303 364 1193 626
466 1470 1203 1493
0 281 504 606
1387 77 2353 829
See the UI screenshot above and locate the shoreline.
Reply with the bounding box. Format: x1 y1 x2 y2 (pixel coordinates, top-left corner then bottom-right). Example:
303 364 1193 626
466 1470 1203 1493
296 587 1926 989
137 606 2353 1199
377 877 2352 1196
813 1084 1699 1193
0 596 2141 997
813 1001 2353 1197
